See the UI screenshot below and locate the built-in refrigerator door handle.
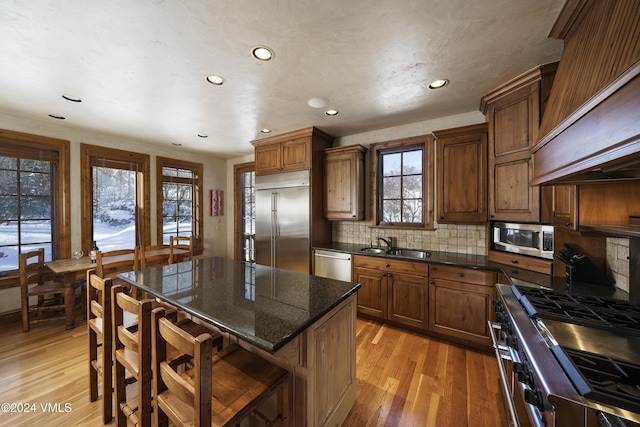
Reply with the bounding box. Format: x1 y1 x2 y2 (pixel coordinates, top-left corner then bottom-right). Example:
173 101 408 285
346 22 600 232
271 191 278 267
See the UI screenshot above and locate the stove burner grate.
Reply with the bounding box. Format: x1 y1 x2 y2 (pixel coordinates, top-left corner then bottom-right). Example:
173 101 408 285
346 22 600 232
553 347 640 415
514 286 640 335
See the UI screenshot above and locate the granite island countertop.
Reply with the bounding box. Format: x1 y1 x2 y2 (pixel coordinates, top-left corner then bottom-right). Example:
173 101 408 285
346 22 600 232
314 242 631 301
118 256 360 353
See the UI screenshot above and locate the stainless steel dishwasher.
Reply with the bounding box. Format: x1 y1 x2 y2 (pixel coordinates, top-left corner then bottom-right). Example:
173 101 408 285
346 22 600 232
313 250 352 282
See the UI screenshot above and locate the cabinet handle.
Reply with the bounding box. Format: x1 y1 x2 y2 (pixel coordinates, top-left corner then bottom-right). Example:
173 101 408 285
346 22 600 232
386 263 390 268
511 260 518 264
430 281 435 285
565 222 571 227
352 215 356 218
388 273 393 278
459 273 464 278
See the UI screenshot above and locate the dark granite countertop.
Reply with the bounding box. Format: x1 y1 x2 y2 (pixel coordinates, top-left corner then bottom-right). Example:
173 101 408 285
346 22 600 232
118 256 360 353
314 242 631 301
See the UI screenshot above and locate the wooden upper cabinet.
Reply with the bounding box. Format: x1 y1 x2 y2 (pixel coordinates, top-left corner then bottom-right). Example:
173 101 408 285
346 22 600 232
251 127 333 176
550 185 579 230
281 137 311 172
254 144 282 175
480 63 557 223
254 138 309 175
434 123 487 224
323 145 367 220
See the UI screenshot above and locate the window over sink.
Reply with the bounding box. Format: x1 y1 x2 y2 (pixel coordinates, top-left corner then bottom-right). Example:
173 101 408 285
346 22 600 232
371 135 434 230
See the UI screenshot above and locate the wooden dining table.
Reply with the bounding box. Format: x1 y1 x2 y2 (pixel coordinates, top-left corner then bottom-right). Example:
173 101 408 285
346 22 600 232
45 247 182 329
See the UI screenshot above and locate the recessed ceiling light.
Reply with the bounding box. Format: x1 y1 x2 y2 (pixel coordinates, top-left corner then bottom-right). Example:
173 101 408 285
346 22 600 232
62 94 82 102
325 109 339 116
252 46 274 61
260 128 271 134
307 97 329 109
206 74 224 85
428 79 449 89
48 114 66 120
172 142 182 147
197 133 208 138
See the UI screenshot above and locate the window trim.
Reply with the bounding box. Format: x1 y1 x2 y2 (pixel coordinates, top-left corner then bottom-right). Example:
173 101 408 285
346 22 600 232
0 128 70 285
80 144 150 252
370 134 434 230
156 157 203 252
233 162 255 261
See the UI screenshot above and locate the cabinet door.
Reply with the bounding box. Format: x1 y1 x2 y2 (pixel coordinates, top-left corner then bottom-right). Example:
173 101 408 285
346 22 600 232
281 138 310 172
436 126 487 223
255 144 282 175
352 266 387 320
487 83 541 222
325 152 357 219
428 278 494 348
551 185 578 230
324 147 365 220
387 271 427 330
491 158 540 222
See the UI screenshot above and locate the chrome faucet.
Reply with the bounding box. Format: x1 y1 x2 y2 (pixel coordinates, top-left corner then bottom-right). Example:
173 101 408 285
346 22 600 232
378 236 393 250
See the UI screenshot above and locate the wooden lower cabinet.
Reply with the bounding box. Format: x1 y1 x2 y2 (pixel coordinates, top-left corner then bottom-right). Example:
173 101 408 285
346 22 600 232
352 255 428 330
428 264 497 350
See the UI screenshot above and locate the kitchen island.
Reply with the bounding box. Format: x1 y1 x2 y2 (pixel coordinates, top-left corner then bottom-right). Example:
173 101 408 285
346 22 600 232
118 256 360 427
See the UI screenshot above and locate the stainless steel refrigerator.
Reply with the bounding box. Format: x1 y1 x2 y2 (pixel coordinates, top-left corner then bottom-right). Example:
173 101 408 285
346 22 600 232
255 170 311 274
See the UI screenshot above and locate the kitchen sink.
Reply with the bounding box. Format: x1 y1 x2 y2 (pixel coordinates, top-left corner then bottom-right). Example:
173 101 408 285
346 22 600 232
386 248 431 259
360 247 385 254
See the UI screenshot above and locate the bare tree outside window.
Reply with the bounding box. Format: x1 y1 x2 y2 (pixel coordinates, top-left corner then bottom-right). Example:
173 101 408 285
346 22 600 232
380 148 424 225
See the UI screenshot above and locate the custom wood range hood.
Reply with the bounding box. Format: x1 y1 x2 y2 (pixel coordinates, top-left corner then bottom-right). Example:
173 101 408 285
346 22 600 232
530 0 640 185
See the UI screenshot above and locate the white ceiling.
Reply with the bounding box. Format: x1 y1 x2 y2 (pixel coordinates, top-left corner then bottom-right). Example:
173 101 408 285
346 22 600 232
0 0 565 159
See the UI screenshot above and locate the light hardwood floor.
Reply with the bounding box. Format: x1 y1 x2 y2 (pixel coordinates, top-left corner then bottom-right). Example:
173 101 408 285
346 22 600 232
0 316 506 426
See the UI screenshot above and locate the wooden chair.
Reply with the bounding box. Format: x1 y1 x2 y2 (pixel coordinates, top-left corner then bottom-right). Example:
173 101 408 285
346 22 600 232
96 248 140 281
19 248 82 332
139 244 172 270
152 308 289 427
169 236 193 264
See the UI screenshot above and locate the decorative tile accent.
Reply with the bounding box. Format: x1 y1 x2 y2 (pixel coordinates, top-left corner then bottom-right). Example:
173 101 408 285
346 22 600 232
607 237 629 292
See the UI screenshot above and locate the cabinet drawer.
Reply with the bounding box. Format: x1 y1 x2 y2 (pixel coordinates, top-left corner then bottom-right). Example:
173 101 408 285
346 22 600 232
352 255 429 277
429 264 495 286
487 250 552 275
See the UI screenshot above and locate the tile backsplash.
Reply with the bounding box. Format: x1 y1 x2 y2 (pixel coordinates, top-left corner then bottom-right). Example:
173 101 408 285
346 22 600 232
606 237 630 292
332 221 487 255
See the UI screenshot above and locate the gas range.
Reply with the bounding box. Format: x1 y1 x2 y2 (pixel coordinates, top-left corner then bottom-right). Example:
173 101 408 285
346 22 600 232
492 284 640 426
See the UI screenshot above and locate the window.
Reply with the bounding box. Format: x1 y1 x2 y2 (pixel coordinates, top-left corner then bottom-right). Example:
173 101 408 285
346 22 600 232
234 162 255 262
81 144 150 251
157 157 203 249
371 135 434 229
0 129 70 275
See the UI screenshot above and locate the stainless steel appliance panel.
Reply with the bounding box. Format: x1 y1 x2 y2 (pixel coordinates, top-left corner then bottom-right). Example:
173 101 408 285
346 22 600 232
492 222 554 259
255 170 311 274
314 250 352 282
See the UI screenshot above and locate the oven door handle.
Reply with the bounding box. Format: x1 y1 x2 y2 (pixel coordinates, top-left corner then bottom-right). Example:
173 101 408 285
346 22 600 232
489 321 520 427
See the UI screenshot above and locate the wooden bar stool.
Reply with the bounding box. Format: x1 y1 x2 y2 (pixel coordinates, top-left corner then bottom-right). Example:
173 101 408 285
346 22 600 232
87 269 140 423
87 270 115 424
112 285 153 427
152 308 289 427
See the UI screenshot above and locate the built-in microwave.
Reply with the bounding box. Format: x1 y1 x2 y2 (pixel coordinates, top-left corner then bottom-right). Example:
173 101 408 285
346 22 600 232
492 222 554 260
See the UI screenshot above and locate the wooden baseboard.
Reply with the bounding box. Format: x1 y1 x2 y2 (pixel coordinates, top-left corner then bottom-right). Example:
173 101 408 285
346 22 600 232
0 309 21 324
